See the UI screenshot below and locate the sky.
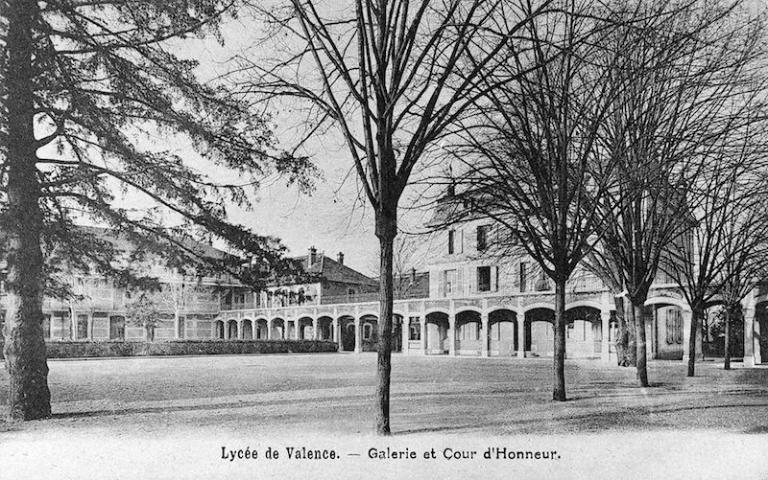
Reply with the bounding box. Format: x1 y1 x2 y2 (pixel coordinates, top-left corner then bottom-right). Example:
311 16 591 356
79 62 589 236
157 11 405 276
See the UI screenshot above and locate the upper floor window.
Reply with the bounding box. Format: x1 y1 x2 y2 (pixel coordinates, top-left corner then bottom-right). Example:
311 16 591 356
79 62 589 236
448 229 455 254
477 225 489 251
477 266 491 292
441 269 457 297
519 262 528 293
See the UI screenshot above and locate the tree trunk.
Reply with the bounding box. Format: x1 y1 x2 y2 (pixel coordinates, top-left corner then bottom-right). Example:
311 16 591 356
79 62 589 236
614 296 636 366
630 302 649 387
723 305 731 370
553 278 567 401
375 212 396 435
2 0 52 420
687 307 703 377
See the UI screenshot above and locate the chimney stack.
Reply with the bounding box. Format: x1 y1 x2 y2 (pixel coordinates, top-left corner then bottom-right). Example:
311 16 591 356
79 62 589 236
337 252 344 265
308 246 317 265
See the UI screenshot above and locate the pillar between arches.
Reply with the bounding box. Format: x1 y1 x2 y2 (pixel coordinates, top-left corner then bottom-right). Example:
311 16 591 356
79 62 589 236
481 312 489 357
402 316 410 355
517 315 526 358
354 316 362 354
312 318 318 340
600 309 611 363
448 315 456 356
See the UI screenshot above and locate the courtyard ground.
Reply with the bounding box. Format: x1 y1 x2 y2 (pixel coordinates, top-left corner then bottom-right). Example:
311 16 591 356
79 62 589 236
1 353 767 479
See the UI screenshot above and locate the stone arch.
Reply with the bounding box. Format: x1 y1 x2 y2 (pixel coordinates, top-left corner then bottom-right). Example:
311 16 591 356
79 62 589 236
297 316 314 340
214 319 225 339
525 307 554 357
564 306 602 358
227 319 238 340
489 309 518 356
360 314 379 345
255 318 269 339
270 317 285 340
317 316 334 341
455 310 481 356
425 311 449 355
339 315 356 351
241 319 254 340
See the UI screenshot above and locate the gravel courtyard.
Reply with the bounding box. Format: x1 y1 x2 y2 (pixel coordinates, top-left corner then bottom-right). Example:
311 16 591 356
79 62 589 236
1 353 767 479
1 353 768 435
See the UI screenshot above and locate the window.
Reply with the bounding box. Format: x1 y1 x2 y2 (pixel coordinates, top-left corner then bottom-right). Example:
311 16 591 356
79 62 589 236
109 316 125 341
448 229 455 254
477 225 489 251
363 323 373 340
519 262 528 293
477 266 491 292
76 315 88 339
441 269 457 297
666 309 683 344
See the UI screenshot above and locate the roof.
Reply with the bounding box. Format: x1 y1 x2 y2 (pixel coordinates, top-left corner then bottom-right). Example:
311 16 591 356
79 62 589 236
288 253 378 287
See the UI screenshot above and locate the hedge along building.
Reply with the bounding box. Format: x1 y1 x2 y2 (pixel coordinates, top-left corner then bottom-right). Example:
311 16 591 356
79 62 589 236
0 227 242 343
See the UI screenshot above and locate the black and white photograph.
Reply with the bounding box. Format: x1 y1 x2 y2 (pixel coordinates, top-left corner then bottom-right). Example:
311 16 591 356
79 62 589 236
1 0 767 478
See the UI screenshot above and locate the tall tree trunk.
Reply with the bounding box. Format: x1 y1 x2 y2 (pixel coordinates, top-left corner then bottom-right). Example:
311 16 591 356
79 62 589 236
375 208 396 435
3 0 52 420
723 305 731 370
631 302 649 387
687 306 703 377
553 278 567 401
614 296 636 366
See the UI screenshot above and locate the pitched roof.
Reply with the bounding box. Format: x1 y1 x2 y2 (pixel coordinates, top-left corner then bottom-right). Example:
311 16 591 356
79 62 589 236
290 253 377 286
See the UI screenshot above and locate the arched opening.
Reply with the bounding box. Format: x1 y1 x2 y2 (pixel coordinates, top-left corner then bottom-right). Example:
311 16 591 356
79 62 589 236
339 315 356 351
392 314 403 352
214 320 225 339
360 315 379 351
565 306 601 358
298 316 314 340
317 316 333 340
489 309 518 356
256 319 269 339
242 319 254 340
455 310 481 356
270 318 285 340
525 308 554 357
227 319 238 340
425 311 449 355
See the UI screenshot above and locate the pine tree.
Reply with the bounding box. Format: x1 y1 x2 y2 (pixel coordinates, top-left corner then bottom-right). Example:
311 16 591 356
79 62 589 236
0 0 313 420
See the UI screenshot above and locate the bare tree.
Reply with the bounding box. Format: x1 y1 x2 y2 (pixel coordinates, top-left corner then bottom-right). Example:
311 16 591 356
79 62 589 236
588 0 764 386
238 0 549 433
662 119 768 376
446 0 630 401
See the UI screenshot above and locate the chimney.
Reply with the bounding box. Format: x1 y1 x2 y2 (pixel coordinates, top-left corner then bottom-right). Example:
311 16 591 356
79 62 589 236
337 252 344 265
308 246 317 265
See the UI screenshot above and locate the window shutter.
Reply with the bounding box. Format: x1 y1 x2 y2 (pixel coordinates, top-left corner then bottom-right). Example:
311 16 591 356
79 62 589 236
438 271 446 297
491 266 498 292
459 230 464 253
457 268 464 296
468 267 476 294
